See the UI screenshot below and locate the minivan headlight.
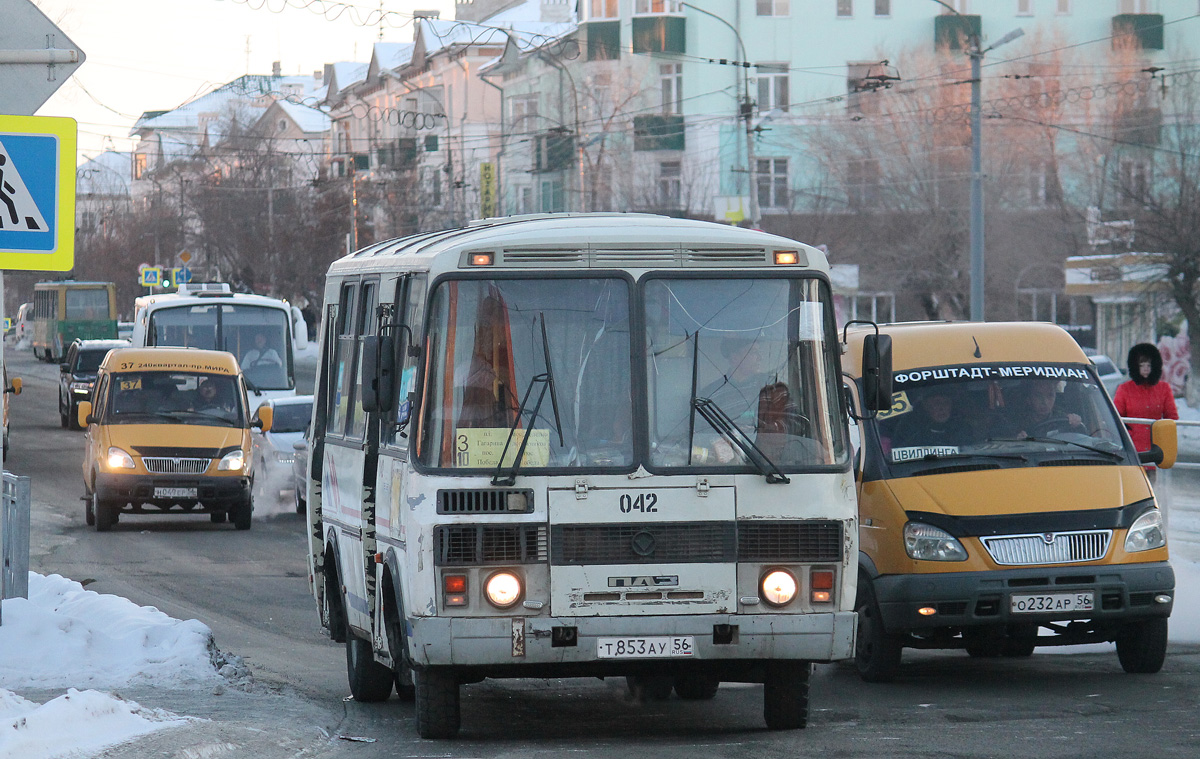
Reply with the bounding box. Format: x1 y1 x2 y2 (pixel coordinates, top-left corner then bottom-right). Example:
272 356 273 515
1125 509 1166 553
904 522 968 561
107 447 135 469
218 450 246 471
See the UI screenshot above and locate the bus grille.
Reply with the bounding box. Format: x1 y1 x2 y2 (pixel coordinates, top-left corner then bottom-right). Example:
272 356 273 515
142 457 211 474
434 524 548 565
737 521 844 562
552 523 736 565
437 489 534 514
981 530 1112 565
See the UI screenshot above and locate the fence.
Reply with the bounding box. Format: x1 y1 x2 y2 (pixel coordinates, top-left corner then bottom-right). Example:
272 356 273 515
0 471 31 625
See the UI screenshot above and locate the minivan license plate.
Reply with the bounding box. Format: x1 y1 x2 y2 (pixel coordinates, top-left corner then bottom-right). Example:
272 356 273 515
155 487 198 499
1011 592 1093 613
597 636 694 658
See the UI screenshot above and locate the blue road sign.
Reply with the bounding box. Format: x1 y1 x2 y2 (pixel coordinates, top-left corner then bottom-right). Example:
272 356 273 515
0 114 76 271
177 266 192 283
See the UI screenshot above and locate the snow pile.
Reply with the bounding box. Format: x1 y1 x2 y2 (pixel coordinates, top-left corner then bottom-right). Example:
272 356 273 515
0 688 190 759
0 573 220 689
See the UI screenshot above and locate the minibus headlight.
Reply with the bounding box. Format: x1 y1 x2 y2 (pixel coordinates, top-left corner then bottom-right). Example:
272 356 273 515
1125 509 1166 553
218 450 246 471
760 569 798 607
904 522 968 561
484 571 522 608
106 447 135 469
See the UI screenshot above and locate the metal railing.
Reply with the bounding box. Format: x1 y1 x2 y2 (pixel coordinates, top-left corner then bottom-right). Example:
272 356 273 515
0 471 31 625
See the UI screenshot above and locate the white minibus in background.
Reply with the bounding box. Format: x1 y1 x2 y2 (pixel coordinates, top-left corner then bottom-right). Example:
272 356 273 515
130 283 307 404
298 213 892 738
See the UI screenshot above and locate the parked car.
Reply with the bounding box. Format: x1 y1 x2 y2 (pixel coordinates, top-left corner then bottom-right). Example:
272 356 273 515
292 438 308 514
250 395 313 509
1088 353 1125 397
59 338 130 430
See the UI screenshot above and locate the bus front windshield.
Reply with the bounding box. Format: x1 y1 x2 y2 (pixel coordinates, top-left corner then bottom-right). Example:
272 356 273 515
873 365 1134 478
418 277 632 470
644 277 848 471
148 304 292 390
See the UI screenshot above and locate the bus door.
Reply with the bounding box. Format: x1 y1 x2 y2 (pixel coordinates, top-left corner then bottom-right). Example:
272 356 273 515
371 273 425 657
321 278 380 635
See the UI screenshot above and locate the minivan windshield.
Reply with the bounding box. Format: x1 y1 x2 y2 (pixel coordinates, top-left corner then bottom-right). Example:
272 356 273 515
871 363 1135 477
106 372 246 427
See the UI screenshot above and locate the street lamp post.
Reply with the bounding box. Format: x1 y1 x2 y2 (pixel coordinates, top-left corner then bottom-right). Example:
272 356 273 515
681 2 758 227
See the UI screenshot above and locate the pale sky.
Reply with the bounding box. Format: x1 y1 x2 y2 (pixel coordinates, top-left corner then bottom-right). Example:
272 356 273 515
29 0 455 161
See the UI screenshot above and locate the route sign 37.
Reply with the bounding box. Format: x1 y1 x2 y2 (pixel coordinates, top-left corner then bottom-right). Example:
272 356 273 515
0 115 77 271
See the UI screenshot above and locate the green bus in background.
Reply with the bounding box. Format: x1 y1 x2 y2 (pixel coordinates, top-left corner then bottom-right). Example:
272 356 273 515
32 281 118 362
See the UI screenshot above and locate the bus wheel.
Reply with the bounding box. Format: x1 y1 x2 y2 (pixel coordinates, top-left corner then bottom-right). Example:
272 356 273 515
384 594 415 702
231 496 252 530
85 493 95 526
345 631 394 702
67 401 82 431
763 661 810 730
415 667 460 739
95 493 116 532
626 674 673 701
1117 618 1168 674
855 578 903 683
673 672 720 700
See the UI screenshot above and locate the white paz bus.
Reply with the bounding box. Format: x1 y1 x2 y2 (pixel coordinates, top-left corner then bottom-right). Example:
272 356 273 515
130 283 308 404
299 214 893 738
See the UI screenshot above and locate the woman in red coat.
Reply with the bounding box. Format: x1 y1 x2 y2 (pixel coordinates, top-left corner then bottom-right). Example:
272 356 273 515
1113 342 1178 481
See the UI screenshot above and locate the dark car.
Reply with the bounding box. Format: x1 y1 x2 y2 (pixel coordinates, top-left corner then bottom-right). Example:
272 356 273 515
59 338 129 430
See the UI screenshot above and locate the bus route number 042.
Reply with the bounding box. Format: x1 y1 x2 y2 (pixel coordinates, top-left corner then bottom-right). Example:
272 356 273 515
620 493 658 514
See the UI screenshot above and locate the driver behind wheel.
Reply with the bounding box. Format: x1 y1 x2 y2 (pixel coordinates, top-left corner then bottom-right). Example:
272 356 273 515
1016 379 1085 438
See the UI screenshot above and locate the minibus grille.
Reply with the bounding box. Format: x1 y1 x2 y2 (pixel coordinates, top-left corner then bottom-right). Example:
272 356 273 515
437 489 535 514
142 457 211 474
552 523 736 565
980 530 1112 565
737 521 844 562
434 524 548 565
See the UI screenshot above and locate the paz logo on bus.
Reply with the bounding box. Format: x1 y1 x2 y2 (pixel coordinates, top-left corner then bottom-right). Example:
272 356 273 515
608 576 679 588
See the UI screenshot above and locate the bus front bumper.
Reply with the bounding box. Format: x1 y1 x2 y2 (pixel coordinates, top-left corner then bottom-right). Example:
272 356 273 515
405 611 856 674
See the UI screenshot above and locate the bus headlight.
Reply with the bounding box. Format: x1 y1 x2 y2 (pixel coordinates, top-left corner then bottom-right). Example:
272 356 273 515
218 450 246 471
904 522 968 561
760 569 798 607
484 571 522 609
1125 509 1166 553
107 447 135 469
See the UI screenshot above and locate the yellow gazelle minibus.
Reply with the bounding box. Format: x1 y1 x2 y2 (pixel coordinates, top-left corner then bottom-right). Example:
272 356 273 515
844 321 1175 681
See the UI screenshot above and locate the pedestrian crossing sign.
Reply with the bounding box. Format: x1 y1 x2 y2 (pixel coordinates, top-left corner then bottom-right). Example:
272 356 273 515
140 267 162 287
0 115 77 271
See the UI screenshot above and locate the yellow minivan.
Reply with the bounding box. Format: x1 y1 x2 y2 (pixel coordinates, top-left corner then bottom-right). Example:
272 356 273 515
79 347 263 531
844 322 1176 680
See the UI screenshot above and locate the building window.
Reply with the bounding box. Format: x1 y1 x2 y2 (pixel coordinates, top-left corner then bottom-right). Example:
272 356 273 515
133 153 147 180
1056 0 1071 14
519 186 534 214
757 0 790 16
659 160 682 207
875 0 890 15
1118 158 1151 207
848 157 880 208
1017 0 1033 15
1027 160 1061 208
756 158 788 210
756 65 789 112
510 94 539 127
589 0 619 19
660 64 682 114
541 178 565 213
635 0 682 13
837 0 853 17
939 0 969 10
426 167 442 206
1119 0 1155 11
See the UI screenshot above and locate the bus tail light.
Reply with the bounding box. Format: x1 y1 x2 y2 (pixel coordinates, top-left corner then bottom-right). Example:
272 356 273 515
444 574 468 607
810 570 834 603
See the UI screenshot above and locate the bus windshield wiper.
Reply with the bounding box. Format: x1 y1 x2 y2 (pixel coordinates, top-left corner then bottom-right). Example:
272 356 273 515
987 436 1124 459
692 397 790 484
491 315 564 487
910 451 1028 464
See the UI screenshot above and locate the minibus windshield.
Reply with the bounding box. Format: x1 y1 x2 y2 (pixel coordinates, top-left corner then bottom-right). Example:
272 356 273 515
644 276 848 471
418 277 632 470
107 372 246 427
873 363 1135 475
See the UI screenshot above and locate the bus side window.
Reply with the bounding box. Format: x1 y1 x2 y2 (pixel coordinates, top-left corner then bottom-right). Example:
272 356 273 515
383 273 426 450
328 284 357 438
346 282 378 440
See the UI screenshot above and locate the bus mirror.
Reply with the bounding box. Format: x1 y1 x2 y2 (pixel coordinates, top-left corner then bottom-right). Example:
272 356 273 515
861 334 893 411
361 336 381 413
361 335 396 413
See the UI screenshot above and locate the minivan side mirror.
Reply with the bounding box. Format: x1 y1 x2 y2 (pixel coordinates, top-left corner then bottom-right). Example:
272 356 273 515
254 405 274 432
1139 418 1177 470
59 363 70 373
861 334 893 412
6 378 20 395
78 400 94 428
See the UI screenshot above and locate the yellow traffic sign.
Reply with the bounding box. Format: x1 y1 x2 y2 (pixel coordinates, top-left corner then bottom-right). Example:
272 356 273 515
0 114 76 271
139 267 162 287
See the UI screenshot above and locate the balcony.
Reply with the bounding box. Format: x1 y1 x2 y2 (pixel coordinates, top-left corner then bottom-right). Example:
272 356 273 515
934 14 981 52
533 129 575 173
1112 14 1164 51
585 21 621 61
632 16 685 55
633 114 685 151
